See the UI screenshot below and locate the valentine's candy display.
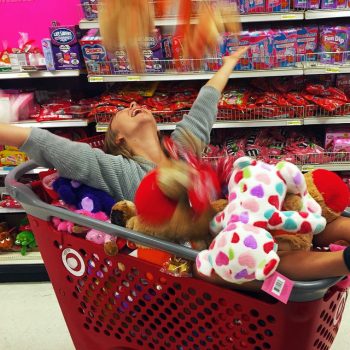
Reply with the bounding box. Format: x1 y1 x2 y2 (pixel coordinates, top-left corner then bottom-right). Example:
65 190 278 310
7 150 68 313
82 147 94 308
3 1 350 350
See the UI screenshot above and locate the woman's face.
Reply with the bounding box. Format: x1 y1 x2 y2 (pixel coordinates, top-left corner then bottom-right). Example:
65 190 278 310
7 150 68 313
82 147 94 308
110 102 157 141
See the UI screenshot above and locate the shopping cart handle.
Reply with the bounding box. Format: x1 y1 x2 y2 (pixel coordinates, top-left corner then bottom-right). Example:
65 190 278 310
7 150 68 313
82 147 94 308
5 161 198 261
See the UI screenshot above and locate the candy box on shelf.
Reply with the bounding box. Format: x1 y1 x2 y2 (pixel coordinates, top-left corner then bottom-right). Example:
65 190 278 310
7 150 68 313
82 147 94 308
320 0 337 8
293 0 320 8
296 26 319 61
325 127 350 151
49 22 84 70
319 26 349 64
41 39 55 71
110 48 131 74
240 0 266 13
333 137 350 153
266 0 290 12
141 28 165 73
80 29 113 75
232 31 274 70
337 74 350 96
272 29 298 68
80 0 98 20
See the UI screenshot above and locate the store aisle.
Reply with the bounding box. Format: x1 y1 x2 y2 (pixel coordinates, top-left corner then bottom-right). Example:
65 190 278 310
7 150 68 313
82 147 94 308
0 282 349 350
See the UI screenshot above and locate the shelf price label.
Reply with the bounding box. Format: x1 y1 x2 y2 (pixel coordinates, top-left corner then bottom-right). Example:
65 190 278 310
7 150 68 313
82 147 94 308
302 165 315 172
325 67 340 73
16 73 30 78
127 76 141 81
286 120 302 126
281 14 297 19
89 76 104 82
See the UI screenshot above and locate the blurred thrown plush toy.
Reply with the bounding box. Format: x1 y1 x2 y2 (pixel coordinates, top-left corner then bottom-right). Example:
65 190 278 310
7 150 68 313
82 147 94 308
99 0 240 72
272 169 350 251
196 157 327 284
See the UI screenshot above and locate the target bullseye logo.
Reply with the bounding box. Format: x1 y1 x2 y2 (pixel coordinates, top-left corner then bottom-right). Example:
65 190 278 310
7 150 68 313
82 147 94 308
62 248 85 277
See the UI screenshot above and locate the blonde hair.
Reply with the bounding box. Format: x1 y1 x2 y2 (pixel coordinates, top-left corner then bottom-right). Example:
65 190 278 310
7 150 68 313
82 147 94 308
103 116 165 158
103 122 135 158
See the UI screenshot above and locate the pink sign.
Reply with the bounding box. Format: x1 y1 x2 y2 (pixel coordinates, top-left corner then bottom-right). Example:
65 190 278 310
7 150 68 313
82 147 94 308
0 0 83 49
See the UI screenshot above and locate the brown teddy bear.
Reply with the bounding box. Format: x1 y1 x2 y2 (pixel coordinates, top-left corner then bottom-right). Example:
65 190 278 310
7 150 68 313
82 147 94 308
110 159 228 267
271 169 350 251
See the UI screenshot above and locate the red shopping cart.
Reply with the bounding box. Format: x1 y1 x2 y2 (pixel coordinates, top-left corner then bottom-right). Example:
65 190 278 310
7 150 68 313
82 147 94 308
5 161 349 350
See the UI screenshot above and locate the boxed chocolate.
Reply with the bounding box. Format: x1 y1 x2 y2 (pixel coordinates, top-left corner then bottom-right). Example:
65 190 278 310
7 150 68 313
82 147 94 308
49 22 84 70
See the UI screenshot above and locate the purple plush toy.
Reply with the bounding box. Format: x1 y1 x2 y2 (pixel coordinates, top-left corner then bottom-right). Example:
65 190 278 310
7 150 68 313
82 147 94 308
52 177 116 215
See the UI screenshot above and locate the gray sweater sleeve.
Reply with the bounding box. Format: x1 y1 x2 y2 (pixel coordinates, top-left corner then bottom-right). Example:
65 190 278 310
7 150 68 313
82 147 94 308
19 128 146 200
171 85 221 151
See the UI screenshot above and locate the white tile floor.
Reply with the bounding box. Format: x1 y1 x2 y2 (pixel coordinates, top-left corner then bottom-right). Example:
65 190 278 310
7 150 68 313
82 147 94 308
0 282 349 350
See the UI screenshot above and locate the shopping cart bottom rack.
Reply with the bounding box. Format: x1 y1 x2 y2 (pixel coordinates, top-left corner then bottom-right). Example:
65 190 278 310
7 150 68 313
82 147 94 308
6 161 349 350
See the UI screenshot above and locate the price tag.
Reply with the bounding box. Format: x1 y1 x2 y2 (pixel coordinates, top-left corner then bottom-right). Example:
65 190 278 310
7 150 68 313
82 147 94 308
16 73 30 78
325 67 340 73
96 124 108 133
281 14 297 20
127 76 141 81
89 76 104 82
286 120 302 126
302 165 315 172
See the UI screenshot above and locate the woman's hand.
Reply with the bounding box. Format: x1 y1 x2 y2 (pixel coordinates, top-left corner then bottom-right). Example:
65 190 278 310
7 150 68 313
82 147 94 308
222 46 249 67
205 46 250 93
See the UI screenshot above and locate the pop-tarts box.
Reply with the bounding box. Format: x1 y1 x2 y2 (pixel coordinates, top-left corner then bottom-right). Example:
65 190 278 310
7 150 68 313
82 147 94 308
241 0 266 13
272 29 298 68
50 22 83 70
296 26 319 61
80 29 113 75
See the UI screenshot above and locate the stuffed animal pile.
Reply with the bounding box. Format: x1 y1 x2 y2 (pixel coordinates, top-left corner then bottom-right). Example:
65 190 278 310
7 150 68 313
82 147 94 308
195 157 327 284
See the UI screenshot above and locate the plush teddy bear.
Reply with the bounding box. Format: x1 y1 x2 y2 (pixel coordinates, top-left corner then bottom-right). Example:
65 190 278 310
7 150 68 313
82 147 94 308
196 157 327 285
271 169 350 251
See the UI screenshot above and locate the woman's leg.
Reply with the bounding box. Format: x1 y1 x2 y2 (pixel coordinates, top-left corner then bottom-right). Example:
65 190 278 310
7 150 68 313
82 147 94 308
313 216 350 247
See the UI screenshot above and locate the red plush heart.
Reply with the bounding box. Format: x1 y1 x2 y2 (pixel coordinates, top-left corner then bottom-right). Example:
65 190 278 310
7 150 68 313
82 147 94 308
234 171 243 184
231 232 240 243
263 259 278 276
263 242 274 254
300 221 312 233
268 195 279 209
254 221 268 229
268 212 283 226
299 212 309 219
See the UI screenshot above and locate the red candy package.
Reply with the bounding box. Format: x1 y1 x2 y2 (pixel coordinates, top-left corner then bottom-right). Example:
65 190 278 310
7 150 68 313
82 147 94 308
302 94 347 112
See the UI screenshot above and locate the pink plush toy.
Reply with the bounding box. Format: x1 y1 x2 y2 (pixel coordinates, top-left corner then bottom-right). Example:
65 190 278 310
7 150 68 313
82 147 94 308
196 156 327 284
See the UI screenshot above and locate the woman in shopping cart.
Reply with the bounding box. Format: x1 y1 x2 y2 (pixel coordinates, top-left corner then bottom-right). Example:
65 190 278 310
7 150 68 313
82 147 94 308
1 47 350 284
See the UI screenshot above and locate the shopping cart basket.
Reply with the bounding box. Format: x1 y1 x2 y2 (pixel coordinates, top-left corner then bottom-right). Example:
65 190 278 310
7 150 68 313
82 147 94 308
5 161 349 350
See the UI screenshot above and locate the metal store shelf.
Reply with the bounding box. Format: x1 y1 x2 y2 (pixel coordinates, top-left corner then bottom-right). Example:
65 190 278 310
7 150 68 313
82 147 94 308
11 119 89 128
304 117 350 125
0 251 43 265
0 208 25 214
0 70 81 79
305 9 350 19
301 163 350 172
304 65 350 75
79 12 303 29
88 68 304 82
96 118 304 132
0 167 49 176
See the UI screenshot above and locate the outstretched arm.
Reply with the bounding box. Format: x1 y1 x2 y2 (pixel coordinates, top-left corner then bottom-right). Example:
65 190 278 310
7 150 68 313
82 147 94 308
205 46 249 93
0 124 31 148
172 47 249 153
